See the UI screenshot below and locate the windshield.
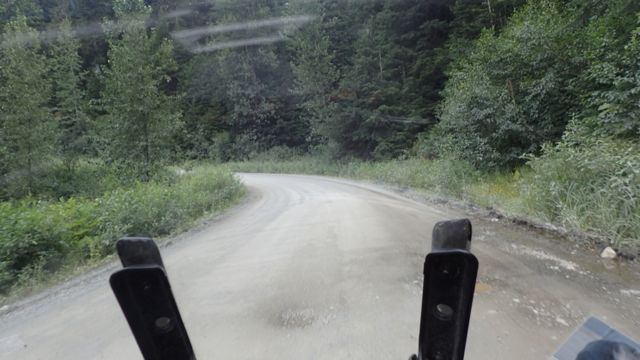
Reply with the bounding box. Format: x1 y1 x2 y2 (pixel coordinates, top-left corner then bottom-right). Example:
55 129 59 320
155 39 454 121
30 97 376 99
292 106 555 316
0 0 639 359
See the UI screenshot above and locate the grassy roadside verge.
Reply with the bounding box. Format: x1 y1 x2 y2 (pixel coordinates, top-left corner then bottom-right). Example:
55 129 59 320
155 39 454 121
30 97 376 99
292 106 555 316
0 165 245 299
226 156 639 258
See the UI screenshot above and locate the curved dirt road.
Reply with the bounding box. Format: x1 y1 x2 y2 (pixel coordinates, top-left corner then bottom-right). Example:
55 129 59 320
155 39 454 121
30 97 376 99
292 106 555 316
0 173 639 359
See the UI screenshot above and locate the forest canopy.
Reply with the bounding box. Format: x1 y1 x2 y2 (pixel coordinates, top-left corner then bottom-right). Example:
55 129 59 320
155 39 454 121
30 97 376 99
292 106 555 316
0 1 638 233
1 0 638 182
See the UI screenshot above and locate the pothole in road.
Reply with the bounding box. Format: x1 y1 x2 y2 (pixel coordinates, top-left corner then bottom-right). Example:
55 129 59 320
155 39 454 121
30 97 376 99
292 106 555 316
274 308 316 329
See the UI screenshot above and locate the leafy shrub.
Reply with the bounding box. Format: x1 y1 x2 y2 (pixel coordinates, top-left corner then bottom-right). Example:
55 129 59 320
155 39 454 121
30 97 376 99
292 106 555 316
95 166 244 256
0 166 244 294
433 1 582 170
0 159 171 201
579 5 640 139
0 198 100 291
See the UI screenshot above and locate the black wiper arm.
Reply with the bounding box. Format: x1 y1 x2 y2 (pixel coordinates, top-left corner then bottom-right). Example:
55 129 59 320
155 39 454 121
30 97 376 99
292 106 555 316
110 237 196 360
411 219 479 360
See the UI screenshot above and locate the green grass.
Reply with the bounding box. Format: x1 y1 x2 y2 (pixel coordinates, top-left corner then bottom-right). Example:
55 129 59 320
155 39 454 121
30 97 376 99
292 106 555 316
519 137 640 252
0 165 245 296
226 154 639 255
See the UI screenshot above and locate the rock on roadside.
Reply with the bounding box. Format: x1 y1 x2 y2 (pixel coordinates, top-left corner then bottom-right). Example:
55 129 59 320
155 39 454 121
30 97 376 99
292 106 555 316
600 246 617 259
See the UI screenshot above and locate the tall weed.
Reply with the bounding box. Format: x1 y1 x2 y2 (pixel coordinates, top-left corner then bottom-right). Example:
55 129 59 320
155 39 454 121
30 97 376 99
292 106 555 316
521 131 639 250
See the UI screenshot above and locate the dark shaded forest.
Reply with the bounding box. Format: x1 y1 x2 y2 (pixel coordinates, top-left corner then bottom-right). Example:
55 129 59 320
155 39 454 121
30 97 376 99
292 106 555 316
2 0 638 183
1 0 532 192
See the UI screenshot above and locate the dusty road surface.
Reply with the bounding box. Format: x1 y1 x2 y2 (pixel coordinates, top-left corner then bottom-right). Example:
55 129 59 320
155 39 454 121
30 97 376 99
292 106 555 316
0 173 639 359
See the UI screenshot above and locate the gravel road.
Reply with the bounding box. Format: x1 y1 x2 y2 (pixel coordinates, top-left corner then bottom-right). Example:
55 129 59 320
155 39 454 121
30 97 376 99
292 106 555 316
0 173 638 359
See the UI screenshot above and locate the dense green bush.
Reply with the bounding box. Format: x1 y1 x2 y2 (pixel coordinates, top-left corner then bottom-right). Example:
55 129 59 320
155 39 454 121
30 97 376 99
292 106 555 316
582 11 640 139
0 166 244 293
426 1 640 170
0 159 172 201
431 0 579 170
0 199 94 290
520 124 640 250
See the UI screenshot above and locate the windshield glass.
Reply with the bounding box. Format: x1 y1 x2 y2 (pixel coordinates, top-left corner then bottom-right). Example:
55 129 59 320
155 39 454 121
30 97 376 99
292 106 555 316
0 0 639 359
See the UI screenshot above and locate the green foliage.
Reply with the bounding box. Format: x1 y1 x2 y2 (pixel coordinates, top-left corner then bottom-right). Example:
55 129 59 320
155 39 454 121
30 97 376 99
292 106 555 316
100 0 182 180
95 166 242 248
0 0 43 28
416 0 640 252
0 15 54 197
433 0 579 169
520 122 640 250
0 197 99 291
288 2 340 147
49 18 91 168
448 0 525 43
176 0 309 160
21 159 139 199
582 11 640 138
0 165 243 293
291 0 456 159
430 0 640 171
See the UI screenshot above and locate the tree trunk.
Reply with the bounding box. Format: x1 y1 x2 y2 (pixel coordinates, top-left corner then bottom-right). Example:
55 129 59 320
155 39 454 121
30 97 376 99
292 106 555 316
378 49 383 79
487 0 495 27
27 141 33 192
143 119 150 182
